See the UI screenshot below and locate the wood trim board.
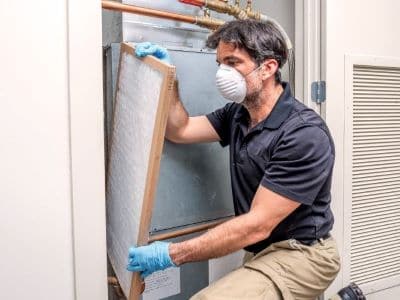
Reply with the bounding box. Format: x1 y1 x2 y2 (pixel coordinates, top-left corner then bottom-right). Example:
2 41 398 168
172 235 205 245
106 42 176 299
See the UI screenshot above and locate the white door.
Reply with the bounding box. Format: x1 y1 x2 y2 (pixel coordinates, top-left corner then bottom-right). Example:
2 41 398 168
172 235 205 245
324 0 400 298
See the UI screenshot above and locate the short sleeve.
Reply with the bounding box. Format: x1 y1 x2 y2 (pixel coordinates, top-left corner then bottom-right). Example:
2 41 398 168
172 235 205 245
261 125 335 205
206 103 235 147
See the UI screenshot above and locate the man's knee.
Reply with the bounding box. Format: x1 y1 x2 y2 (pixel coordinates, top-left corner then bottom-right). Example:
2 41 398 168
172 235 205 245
190 267 282 300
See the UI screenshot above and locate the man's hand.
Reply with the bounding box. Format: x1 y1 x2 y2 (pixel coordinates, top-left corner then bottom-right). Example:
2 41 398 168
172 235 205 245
135 42 172 64
127 241 176 278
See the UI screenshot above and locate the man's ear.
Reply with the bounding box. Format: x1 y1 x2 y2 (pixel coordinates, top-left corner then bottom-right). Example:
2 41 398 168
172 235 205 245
261 59 279 81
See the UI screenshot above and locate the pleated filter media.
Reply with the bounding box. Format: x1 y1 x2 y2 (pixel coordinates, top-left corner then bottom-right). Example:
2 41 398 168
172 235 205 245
106 43 175 298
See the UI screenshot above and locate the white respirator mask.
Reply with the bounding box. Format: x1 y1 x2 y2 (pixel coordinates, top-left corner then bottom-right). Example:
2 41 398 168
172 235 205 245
215 64 262 103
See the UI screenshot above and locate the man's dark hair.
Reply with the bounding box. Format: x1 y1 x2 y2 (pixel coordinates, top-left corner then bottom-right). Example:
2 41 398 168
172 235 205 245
206 19 288 84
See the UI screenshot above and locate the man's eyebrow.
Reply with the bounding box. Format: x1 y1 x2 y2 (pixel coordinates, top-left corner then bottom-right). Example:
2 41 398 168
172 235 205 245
223 55 240 61
216 56 241 64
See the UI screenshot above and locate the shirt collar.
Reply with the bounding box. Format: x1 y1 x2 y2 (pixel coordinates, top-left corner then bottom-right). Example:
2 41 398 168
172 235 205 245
262 82 294 129
234 82 294 130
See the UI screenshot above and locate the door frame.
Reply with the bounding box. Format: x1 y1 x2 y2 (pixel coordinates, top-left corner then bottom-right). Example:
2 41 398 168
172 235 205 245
68 0 108 299
296 1 338 298
295 0 324 116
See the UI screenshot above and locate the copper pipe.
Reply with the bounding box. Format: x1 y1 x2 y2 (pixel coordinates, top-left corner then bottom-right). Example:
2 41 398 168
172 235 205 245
197 16 225 30
148 218 232 242
103 0 195 22
181 0 239 15
108 276 118 285
178 0 293 50
108 276 125 298
102 0 224 30
180 0 255 19
108 276 145 297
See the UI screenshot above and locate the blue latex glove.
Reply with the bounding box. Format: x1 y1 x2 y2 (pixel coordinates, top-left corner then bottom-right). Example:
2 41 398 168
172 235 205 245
127 241 176 278
135 42 172 64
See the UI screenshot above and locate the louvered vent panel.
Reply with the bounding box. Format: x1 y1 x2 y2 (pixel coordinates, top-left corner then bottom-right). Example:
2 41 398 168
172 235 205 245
351 65 400 284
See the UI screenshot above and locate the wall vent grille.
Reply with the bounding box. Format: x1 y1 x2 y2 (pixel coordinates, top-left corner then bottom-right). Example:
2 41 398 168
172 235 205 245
351 65 400 284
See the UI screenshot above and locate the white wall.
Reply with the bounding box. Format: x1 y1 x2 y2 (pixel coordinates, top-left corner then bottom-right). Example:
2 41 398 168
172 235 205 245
0 0 107 299
324 0 400 297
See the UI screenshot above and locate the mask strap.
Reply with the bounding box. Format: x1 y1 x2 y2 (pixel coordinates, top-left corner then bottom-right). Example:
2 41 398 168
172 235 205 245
244 64 263 77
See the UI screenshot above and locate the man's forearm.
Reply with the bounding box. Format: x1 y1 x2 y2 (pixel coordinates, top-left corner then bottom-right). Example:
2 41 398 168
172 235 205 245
165 80 189 142
169 212 271 266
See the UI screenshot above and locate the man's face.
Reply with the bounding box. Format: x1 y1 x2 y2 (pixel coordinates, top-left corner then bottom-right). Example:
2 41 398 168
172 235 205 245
216 42 263 103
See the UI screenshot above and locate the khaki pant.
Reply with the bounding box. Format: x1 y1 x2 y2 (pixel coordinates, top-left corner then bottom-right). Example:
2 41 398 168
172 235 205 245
191 237 340 300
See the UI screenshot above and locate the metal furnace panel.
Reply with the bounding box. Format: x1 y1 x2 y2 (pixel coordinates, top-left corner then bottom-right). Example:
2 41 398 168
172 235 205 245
151 48 234 233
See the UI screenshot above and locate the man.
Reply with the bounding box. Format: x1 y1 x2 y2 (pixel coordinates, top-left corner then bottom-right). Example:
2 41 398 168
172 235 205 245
127 19 340 299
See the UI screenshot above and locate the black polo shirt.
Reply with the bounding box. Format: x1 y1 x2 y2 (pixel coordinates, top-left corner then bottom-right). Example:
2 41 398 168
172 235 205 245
206 82 335 253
